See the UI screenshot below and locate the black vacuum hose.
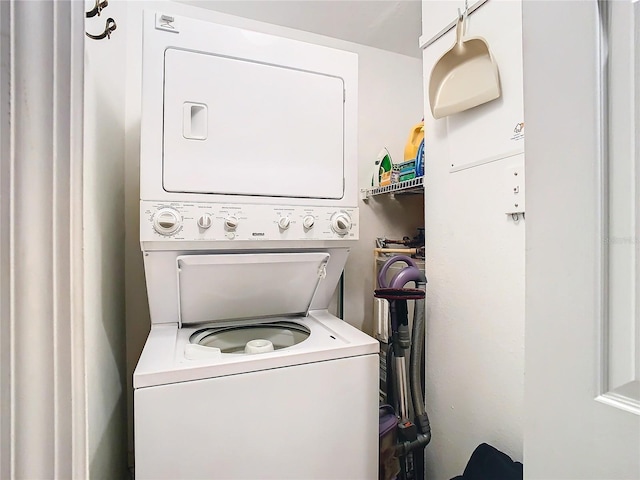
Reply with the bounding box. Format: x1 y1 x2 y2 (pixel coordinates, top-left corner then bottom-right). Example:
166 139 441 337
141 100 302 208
409 281 431 479
410 309 425 420
410 282 430 430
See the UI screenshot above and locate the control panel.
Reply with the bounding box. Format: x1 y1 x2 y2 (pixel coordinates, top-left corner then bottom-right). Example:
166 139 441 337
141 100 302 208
140 201 359 242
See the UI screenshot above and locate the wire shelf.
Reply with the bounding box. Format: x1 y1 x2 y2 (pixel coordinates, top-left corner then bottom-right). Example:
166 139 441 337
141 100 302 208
361 176 424 200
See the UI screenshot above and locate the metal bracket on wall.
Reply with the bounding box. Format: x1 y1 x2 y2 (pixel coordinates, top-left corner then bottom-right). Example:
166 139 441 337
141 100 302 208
504 165 525 220
85 0 116 40
86 17 117 40
86 0 108 18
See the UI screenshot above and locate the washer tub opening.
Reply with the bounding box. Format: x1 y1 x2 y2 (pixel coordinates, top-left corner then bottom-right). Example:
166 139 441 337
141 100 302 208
189 321 311 354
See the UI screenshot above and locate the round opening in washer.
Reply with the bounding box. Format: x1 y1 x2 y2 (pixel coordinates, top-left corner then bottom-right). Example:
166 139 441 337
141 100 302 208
190 321 310 354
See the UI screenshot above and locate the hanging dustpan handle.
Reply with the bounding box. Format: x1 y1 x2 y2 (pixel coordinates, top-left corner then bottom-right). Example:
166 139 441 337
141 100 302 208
454 14 464 48
455 0 469 47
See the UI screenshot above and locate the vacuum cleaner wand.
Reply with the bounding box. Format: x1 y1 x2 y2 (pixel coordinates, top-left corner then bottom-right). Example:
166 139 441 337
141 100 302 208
375 256 431 480
374 288 424 424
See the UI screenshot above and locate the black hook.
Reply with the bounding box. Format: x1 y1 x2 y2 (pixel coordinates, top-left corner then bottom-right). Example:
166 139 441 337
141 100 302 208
86 17 117 40
86 0 108 18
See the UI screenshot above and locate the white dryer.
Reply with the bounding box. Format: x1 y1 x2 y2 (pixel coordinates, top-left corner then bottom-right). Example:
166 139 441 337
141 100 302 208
134 11 379 480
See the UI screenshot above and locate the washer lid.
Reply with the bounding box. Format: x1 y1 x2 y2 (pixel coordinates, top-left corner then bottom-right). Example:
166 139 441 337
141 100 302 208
176 252 330 326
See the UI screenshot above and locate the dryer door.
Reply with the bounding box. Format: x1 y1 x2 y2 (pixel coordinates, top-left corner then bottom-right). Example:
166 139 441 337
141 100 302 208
163 48 345 199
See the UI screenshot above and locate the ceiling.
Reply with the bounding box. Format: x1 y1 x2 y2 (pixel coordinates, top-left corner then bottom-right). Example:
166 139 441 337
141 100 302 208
176 0 423 58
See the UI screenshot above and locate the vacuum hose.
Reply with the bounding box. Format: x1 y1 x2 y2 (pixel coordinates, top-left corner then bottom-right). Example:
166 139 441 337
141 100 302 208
410 280 431 443
408 280 430 480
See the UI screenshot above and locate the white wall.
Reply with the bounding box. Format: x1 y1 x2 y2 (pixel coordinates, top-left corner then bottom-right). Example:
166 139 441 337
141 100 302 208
123 0 423 466
421 1 525 478
178 0 422 58
83 1 128 477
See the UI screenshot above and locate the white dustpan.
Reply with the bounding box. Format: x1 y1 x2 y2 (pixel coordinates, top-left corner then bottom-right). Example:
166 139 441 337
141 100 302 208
428 13 501 119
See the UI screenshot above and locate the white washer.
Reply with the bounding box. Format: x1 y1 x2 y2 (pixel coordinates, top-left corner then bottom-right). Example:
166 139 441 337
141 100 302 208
134 11 379 480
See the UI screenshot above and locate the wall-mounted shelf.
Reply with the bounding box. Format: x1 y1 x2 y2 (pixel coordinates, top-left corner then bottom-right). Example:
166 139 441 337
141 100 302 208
361 176 424 201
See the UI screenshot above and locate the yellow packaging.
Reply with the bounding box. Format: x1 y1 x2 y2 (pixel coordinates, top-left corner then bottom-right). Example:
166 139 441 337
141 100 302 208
380 170 392 186
403 121 424 161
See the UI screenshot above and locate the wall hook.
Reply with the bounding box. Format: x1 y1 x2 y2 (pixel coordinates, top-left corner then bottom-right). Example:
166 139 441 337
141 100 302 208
86 0 108 18
86 17 117 40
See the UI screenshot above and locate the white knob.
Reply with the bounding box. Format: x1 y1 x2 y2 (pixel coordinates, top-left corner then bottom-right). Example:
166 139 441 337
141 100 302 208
278 216 291 230
302 215 315 229
197 214 212 229
153 208 181 235
330 212 352 235
225 216 238 230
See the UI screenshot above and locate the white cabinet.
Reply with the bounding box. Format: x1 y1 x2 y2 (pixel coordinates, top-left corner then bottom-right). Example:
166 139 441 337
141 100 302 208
422 0 524 172
419 2 526 479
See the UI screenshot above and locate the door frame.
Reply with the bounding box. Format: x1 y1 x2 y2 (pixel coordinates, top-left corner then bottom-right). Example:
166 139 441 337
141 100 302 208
0 1 87 477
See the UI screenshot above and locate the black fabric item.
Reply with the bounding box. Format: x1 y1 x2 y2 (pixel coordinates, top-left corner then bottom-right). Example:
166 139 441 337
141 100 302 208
450 443 523 480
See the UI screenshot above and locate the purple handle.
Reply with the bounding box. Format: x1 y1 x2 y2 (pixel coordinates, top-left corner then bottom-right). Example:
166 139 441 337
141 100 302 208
390 266 424 289
377 255 419 288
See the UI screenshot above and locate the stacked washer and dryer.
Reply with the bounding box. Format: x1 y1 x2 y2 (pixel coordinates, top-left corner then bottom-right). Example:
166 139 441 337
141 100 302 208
133 11 379 480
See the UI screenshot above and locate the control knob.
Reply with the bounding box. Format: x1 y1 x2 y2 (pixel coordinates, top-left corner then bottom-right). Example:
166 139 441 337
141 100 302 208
224 216 239 231
278 216 291 230
153 208 181 236
330 212 352 236
197 214 212 229
302 215 315 229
